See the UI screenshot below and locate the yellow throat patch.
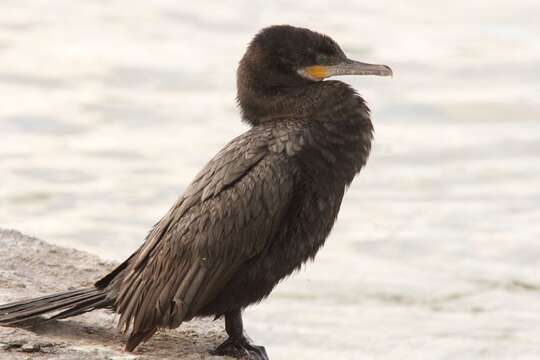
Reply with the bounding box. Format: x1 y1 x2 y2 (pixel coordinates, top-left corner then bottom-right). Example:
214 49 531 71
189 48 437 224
303 65 328 80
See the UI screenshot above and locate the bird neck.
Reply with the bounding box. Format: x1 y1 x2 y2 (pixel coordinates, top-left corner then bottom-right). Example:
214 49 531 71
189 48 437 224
238 79 374 185
237 80 370 127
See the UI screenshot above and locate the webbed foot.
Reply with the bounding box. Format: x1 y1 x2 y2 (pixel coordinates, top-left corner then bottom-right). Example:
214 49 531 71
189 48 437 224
211 335 269 360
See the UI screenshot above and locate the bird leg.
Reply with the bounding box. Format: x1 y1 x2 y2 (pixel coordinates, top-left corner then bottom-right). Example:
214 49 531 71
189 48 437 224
211 309 269 360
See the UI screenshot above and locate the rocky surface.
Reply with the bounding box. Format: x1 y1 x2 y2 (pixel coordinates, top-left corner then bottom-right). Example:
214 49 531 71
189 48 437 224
0 229 232 360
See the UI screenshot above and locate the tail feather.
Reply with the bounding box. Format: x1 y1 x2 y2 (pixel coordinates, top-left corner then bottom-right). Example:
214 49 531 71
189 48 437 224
0 287 111 325
0 288 89 312
52 296 111 320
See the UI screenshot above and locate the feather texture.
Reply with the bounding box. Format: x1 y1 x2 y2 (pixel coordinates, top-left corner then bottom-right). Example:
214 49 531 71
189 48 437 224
114 123 300 348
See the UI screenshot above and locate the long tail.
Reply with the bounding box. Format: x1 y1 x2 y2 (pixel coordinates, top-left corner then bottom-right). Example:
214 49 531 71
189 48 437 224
0 287 112 325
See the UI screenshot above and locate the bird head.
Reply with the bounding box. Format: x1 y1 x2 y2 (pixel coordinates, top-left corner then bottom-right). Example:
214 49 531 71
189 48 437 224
238 25 392 90
237 25 392 125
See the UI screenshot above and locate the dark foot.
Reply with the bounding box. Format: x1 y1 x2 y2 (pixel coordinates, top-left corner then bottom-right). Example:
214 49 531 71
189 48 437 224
211 336 269 360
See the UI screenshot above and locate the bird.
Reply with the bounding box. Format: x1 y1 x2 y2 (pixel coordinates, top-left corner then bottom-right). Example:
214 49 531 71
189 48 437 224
0 25 391 360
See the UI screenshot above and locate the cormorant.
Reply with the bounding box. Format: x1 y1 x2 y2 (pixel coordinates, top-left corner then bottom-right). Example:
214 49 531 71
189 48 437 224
0 25 392 359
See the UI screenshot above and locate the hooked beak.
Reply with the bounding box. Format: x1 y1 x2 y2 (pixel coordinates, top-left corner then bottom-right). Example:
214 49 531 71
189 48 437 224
298 59 393 81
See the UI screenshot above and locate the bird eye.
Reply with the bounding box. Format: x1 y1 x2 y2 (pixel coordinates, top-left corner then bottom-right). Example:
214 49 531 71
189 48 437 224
316 54 330 65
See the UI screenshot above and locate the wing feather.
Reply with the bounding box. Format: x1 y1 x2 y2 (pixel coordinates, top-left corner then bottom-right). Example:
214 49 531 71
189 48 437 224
114 125 301 349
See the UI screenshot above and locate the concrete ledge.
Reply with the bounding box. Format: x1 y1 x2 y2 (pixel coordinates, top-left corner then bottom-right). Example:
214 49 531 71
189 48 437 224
0 229 231 360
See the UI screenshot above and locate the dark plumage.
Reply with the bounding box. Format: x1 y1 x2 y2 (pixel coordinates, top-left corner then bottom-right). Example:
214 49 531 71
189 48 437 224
0 25 391 359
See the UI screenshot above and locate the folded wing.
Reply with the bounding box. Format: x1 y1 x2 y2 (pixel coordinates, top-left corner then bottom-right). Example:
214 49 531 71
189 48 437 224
115 126 299 350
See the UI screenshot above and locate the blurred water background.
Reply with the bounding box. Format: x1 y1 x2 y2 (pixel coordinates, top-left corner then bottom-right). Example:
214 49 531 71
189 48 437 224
1 1 540 359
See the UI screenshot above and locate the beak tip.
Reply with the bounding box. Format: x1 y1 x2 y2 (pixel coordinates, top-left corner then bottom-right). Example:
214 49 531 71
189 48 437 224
382 65 393 77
